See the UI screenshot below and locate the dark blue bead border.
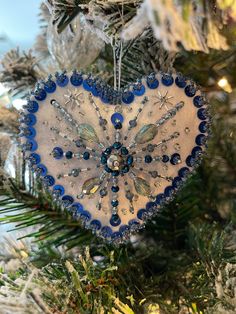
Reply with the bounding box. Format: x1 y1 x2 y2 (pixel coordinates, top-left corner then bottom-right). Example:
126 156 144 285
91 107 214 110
19 71 211 245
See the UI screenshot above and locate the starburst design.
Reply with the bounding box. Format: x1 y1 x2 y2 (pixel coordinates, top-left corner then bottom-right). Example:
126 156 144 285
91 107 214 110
153 90 174 110
64 89 84 109
47 95 184 230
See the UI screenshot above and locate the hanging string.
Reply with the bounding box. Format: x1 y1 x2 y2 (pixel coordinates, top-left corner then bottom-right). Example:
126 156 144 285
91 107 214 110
112 1 124 91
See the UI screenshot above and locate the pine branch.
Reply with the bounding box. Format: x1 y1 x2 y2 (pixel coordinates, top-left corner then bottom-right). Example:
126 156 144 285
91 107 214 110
0 49 45 97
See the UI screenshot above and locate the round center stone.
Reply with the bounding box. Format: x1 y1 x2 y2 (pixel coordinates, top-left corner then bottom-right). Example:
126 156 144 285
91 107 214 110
107 154 123 171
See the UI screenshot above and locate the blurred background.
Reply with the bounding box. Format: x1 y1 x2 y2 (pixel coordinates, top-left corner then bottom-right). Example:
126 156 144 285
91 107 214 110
0 1 236 313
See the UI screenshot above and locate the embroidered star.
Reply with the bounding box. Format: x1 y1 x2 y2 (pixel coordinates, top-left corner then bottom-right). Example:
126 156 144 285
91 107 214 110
153 90 174 110
64 89 84 109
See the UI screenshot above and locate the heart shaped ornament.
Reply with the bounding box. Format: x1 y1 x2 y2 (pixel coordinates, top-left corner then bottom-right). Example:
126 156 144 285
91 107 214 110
19 71 210 243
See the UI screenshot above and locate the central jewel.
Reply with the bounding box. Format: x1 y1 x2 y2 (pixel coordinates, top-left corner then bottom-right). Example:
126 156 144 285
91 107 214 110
101 142 134 176
107 154 123 171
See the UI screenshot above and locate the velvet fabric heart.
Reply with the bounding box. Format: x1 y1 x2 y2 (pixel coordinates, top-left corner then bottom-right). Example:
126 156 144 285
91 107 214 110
19 71 210 243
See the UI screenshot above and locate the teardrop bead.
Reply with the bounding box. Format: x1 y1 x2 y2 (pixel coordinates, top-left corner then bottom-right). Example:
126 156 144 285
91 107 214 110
82 177 101 195
134 124 158 144
77 123 100 144
133 177 151 196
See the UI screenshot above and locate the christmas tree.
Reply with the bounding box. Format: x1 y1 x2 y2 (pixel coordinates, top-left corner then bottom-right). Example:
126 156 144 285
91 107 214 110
0 1 236 313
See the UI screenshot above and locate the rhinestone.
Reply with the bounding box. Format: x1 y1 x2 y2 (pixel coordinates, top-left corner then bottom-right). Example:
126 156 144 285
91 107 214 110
71 169 80 177
100 188 107 197
65 151 73 159
150 171 158 178
185 127 190 134
129 119 137 128
83 151 90 160
147 144 155 152
174 143 181 150
144 155 153 163
126 191 134 200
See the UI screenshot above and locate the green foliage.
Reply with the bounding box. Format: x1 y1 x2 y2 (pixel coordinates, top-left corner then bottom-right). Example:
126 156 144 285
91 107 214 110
0 1 236 313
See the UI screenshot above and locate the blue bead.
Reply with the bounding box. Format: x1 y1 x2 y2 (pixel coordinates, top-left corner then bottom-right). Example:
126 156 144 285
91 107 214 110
111 186 119 192
186 155 195 167
53 185 65 196
127 155 133 166
170 153 181 165
35 164 47 176
175 76 186 88
29 153 41 165
104 165 112 173
25 139 38 152
119 225 130 234
70 202 84 215
90 219 101 230
162 155 169 163
112 170 120 177
172 176 182 188
43 175 55 186
145 155 152 163
114 122 122 129
83 78 93 91
100 93 109 104
83 151 90 160
101 226 112 238
91 85 99 97
192 146 202 157
121 147 129 155
197 108 208 120
70 72 83 86
111 200 119 207
52 147 64 159
199 121 208 133
24 101 39 113
111 232 122 240
110 214 121 226
61 195 74 207
101 154 107 165
113 142 122 149
111 113 124 125
133 84 145 96
34 89 47 101
25 127 36 139
44 80 56 93
146 202 156 210
75 140 83 147
193 95 204 108
164 186 174 197
185 85 196 97
65 151 73 159
137 208 147 220
156 193 165 204
104 147 112 155
122 91 134 105
56 74 69 87
128 219 140 226
23 114 36 126
80 210 91 221
161 74 174 86
178 167 190 178
147 74 159 89
122 165 129 173
196 134 207 146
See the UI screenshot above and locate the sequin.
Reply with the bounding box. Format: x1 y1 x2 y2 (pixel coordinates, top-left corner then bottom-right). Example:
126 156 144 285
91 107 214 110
111 113 124 125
